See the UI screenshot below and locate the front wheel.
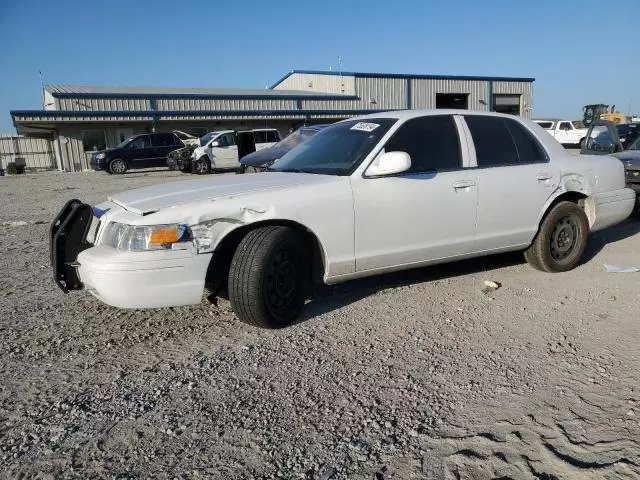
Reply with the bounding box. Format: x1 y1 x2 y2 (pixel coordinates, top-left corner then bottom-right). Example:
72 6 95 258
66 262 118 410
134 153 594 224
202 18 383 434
524 201 589 273
193 157 210 175
108 158 127 174
228 226 308 328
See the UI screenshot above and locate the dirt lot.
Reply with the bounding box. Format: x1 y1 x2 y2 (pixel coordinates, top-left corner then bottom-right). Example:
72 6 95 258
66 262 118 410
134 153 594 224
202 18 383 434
1 170 640 479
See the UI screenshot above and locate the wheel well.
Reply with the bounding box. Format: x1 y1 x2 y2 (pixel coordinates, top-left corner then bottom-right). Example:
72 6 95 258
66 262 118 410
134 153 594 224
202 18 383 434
204 220 326 295
538 191 590 229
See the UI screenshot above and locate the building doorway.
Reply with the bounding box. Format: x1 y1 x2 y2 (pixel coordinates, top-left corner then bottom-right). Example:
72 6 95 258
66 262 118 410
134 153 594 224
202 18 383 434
435 93 469 109
115 128 134 145
493 94 521 115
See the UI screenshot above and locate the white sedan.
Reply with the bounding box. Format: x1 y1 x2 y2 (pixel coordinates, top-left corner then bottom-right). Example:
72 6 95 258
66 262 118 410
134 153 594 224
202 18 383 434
51 110 635 328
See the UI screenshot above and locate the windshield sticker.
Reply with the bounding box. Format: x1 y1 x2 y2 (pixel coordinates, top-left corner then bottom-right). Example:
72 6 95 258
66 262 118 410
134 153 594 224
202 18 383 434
351 122 380 132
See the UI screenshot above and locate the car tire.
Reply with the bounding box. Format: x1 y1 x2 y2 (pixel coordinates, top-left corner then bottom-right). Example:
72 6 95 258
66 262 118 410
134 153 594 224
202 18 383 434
193 157 210 175
228 226 308 328
108 158 127 174
524 201 589 273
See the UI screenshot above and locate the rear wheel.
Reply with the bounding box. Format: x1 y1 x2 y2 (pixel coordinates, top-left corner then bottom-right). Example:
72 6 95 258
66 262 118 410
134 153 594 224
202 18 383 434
524 201 589 273
108 158 127 174
228 226 308 328
193 157 210 175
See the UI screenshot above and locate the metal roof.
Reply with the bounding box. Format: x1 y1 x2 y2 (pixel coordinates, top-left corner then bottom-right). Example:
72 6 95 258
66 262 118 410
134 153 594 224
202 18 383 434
270 69 536 89
44 84 356 100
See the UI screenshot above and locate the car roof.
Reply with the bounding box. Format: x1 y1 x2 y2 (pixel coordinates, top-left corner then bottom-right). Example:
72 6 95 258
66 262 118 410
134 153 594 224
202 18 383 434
353 109 536 122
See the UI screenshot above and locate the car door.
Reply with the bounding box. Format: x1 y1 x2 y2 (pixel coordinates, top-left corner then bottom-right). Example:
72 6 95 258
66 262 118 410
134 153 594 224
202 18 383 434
352 114 478 272
150 133 182 168
126 135 153 169
209 132 238 168
556 121 574 144
464 115 560 251
580 120 623 155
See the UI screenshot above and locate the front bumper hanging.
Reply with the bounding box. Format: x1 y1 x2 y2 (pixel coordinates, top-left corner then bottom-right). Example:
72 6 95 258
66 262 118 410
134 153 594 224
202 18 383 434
50 199 93 292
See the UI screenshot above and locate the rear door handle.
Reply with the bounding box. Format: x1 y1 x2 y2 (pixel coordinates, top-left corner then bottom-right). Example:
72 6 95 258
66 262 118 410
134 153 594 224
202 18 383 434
537 173 553 181
452 180 476 190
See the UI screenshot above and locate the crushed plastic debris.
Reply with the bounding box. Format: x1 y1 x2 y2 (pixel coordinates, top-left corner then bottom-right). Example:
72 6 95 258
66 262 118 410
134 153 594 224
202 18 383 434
482 280 501 293
604 264 639 273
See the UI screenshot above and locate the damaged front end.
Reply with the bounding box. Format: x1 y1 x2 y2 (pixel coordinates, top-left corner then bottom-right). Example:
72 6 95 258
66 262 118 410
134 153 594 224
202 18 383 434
50 199 95 292
167 145 197 172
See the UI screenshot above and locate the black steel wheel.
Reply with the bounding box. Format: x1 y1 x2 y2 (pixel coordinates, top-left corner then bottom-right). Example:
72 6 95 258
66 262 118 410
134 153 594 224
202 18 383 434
228 226 308 328
524 201 589 273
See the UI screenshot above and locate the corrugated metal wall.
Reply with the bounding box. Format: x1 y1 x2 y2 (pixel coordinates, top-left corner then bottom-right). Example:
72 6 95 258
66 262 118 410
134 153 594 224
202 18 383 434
156 98 297 111
44 90 58 110
302 76 407 110
274 73 356 95
0 136 56 170
58 97 150 111
411 79 490 111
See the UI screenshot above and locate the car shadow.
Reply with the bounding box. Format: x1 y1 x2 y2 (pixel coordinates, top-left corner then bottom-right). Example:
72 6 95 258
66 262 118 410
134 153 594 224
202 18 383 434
294 217 640 326
582 216 640 264
293 251 525 326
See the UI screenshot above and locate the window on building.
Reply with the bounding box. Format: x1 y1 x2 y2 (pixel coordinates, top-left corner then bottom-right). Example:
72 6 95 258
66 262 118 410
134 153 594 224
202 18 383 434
187 127 208 137
81 130 107 151
383 115 462 172
465 116 519 167
492 94 521 115
435 93 469 110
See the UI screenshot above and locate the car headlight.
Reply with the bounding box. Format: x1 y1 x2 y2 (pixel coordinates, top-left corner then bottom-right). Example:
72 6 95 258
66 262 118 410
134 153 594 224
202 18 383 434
101 222 191 251
95 153 106 160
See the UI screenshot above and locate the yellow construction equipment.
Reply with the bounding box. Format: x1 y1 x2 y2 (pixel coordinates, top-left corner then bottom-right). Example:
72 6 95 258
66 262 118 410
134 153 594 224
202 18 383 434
583 104 631 125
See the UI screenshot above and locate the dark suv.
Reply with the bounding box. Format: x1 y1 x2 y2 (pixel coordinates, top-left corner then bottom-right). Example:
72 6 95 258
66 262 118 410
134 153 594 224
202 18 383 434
90 132 184 174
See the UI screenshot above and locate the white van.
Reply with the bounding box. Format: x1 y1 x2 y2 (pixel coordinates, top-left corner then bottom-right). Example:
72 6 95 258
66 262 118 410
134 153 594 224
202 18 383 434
192 129 281 174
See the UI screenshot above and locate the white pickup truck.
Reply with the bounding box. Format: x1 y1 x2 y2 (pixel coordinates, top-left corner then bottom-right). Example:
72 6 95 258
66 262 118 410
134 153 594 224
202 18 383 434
534 119 588 147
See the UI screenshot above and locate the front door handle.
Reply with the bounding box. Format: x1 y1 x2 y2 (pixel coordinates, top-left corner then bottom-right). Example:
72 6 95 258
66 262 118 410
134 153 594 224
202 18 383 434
452 180 476 190
537 173 553 182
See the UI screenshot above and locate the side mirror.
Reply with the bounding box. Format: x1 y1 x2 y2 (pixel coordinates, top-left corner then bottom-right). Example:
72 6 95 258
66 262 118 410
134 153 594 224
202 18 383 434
210 141 219 148
366 151 411 176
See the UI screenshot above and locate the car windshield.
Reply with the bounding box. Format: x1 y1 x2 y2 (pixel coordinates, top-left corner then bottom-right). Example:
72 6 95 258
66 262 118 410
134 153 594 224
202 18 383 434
199 131 222 146
572 120 585 129
115 136 135 148
270 119 397 176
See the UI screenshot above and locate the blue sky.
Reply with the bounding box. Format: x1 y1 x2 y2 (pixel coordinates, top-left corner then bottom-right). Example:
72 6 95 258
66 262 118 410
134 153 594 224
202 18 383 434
1 0 638 133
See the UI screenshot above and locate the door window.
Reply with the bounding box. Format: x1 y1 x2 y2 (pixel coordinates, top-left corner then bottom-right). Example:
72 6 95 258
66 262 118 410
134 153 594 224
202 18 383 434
129 136 151 150
152 133 180 147
465 116 519 167
383 115 462 172
559 122 573 131
503 119 548 164
535 121 553 129
215 133 235 147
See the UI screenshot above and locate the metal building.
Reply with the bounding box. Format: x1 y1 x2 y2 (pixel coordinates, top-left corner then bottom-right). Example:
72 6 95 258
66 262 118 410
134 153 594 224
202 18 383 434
10 69 534 172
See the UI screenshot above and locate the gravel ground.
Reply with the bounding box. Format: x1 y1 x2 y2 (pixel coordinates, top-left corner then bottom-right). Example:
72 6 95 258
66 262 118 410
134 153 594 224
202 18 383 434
1 170 640 480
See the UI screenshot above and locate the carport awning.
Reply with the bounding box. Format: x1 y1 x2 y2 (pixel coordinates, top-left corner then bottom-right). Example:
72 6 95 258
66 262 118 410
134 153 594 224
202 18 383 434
11 108 389 128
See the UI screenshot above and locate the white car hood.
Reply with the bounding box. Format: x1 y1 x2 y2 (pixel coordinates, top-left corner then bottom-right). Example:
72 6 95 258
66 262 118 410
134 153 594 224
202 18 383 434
108 173 338 215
